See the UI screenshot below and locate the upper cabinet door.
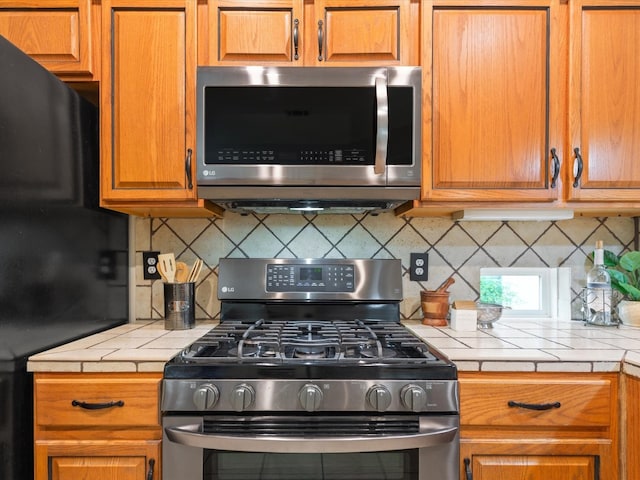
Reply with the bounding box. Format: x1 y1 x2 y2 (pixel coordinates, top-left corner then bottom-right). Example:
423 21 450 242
100 0 198 203
208 0 304 65
308 0 417 66
205 0 417 66
423 0 562 202
566 0 640 201
0 0 95 78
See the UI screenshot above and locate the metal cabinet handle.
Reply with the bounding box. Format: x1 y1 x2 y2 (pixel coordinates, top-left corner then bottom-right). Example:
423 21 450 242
293 19 299 60
572 147 583 188
464 457 473 480
146 458 155 480
71 399 124 410
317 20 324 61
185 148 193 189
550 147 560 188
508 400 561 411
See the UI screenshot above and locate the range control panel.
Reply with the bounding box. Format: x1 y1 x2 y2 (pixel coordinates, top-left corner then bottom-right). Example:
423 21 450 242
217 258 402 302
266 264 355 292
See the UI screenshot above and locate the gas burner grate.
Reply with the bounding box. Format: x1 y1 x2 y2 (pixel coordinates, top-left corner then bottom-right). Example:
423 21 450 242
177 319 439 364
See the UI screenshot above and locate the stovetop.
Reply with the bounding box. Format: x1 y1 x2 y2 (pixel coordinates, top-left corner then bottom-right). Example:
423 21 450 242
181 319 437 363
164 319 457 381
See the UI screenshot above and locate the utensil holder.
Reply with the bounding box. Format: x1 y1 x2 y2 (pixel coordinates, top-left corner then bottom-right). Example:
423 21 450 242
164 282 195 330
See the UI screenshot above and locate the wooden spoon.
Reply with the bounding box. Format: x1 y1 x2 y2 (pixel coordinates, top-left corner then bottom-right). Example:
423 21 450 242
187 258 203 283
175 261 189 283
158 253 176 283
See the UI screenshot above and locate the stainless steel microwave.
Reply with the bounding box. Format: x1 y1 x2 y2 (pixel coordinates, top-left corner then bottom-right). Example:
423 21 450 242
195 66 422 214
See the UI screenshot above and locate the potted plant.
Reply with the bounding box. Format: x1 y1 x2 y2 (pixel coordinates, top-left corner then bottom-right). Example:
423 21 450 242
601 249 640 326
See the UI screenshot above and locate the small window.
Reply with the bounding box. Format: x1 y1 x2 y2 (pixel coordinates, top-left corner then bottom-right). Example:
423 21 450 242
479 267 571 320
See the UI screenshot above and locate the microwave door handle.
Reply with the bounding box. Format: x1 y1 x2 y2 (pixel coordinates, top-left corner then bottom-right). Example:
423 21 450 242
374 76 389 175
165 424 457 454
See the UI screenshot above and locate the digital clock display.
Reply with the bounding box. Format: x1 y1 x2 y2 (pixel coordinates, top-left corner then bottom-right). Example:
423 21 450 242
300 267 323 281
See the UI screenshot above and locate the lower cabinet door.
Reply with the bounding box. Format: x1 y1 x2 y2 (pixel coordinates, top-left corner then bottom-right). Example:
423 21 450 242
466 455 596 480
35 441 160 480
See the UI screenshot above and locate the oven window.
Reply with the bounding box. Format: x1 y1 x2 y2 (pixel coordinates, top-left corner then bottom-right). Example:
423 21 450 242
204 450 418 480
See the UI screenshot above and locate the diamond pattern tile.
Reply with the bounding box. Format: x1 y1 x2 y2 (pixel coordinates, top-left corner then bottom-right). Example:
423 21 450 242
135 213 637 321
482 226 529 266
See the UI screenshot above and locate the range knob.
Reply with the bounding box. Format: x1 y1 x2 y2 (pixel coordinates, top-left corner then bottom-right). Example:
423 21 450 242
299 383 323 412
193 384 219 410
230 384 255 412
367 385 392 412
400 384 427 412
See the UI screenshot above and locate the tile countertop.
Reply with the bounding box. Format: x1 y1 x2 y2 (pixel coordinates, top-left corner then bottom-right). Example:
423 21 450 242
26 318 640 377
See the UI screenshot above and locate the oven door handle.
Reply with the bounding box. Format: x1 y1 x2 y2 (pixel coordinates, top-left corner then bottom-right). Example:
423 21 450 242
165 423 457 454
374 75 389 176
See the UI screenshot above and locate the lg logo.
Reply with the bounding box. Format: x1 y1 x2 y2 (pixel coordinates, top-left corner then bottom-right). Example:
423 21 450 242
221 286 235 293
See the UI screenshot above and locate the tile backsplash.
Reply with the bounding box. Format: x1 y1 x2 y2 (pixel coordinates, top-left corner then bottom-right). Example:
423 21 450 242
134 213 636 322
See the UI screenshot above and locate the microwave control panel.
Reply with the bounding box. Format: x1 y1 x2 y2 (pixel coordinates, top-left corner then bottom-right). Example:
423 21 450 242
211 148 369 165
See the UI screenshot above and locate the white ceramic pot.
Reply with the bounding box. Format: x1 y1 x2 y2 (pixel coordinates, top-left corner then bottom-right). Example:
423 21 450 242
617 300 640 327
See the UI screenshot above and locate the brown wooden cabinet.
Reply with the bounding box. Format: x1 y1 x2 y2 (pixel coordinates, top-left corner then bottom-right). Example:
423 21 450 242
34 373 162 480
0 0 98 80
565 0 640 202
421 0 563 204
205 0 418 66
623 373 640 480
406 0 640 216
459 372 619 480
100 0 222 217
207 0 303 64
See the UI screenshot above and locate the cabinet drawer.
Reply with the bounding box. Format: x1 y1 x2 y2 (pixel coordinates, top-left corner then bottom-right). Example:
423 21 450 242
35 374 160 428
460 375 614 429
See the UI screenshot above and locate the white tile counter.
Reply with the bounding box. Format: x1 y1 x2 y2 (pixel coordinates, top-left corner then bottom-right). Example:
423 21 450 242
405 318 640 374
27 318 640 377
27 320 218 373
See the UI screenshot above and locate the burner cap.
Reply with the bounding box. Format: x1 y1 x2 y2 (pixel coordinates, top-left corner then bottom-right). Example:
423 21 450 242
230 345 277 358
360 346 396 359
293 345 328 359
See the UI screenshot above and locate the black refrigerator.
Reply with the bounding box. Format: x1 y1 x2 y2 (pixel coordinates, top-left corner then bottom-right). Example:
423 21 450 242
0 36 129 479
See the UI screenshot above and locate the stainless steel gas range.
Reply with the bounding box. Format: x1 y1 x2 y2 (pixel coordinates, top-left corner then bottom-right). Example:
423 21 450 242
162 258 459 480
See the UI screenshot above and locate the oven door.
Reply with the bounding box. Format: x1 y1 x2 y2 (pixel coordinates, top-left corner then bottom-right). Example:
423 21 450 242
163 414 459 480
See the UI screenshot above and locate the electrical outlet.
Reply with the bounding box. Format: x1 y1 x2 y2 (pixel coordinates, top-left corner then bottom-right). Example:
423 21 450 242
409 253 429 281
97 250 117 280
143 251 161 280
